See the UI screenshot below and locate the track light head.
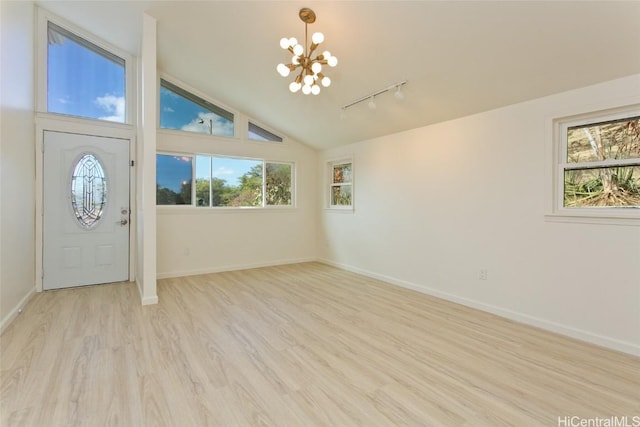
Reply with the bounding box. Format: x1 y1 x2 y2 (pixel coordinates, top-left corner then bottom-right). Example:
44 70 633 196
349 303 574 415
394 85 405 100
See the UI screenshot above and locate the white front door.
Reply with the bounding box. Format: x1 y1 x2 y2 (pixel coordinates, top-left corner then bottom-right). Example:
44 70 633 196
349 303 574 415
43 131 130 290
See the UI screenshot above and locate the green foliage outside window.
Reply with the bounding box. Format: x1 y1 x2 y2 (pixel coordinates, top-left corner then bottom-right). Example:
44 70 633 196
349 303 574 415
564 117 640 207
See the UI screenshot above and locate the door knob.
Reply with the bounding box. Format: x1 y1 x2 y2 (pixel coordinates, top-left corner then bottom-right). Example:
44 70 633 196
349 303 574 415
117 218 128 226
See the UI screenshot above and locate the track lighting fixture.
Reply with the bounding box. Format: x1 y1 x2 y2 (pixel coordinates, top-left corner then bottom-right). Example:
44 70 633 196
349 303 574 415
341 80 407 113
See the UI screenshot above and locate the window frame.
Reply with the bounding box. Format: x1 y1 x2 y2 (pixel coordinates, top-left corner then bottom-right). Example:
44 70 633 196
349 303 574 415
548 105 640 225
36 8 135 125
156 152 295 209
158 75 237 139
248 121 284 143
327 158 354 210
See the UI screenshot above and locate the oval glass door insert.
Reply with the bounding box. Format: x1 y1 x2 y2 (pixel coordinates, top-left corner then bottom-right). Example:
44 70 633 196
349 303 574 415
70 153 107 228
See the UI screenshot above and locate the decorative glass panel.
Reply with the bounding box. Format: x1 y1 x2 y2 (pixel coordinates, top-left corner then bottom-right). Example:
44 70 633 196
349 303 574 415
71 154 107 228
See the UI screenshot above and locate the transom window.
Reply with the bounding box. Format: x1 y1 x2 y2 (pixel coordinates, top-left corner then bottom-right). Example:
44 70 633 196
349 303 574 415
248 122 283 142
160 79 234 137
329 160 353 208
46 21 126 123
157 154 293 208
559 113 640 210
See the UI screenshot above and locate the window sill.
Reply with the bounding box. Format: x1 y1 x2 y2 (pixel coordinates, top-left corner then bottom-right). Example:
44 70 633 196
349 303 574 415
157 206 297 215
324 207 354 213
544 211 639 226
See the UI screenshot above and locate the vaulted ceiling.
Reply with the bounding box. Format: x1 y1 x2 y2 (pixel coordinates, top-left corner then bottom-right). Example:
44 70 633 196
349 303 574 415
38 1 640 150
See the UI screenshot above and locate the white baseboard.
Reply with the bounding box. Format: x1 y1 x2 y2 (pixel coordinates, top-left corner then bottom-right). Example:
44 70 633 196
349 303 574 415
141 295 159 305
156 257 317 280
0 286 37 334
135 278 158 305
318 258 640 357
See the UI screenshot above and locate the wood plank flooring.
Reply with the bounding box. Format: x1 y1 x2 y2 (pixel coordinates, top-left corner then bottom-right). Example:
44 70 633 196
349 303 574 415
1 262 639 426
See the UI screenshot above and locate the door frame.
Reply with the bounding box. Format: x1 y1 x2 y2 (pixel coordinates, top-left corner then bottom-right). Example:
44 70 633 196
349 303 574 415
35 114 137 292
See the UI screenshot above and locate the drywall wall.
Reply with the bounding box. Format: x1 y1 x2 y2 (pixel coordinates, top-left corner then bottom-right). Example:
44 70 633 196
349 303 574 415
319 74 640 355
136 13 158 304
156 129 317 278
0 1 36 330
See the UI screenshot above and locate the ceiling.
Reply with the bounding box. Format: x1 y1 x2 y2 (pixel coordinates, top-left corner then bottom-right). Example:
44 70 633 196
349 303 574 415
37 1 640 150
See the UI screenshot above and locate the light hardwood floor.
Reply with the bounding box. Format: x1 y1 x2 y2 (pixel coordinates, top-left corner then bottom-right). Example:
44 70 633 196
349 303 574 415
1 262 638 426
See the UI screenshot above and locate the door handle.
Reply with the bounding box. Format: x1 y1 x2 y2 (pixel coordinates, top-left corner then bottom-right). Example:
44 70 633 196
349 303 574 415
117 218 128 226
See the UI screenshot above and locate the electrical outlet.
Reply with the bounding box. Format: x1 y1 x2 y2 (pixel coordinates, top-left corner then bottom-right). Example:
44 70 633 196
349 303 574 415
479 269 488 280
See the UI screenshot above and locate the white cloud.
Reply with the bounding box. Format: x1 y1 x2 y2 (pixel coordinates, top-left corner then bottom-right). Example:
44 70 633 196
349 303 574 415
213 166 234 176
181 112 234 137
163 106 175 113
95 94 125 122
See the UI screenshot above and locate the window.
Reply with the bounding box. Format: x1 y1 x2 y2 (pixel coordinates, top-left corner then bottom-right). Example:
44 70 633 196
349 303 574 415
552 108 640 221
329 160 353 208
156 154 193 205
196 156 262 207
560 113 639 209
160 79 234 137
158 154 293 208
248 122 283 142
46 21 126 122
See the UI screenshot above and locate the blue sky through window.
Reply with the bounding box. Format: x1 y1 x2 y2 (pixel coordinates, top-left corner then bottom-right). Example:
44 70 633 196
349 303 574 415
196 156 261 186
158 155 259 194
47 23 125 122
157 155 192 192
160 84 234 137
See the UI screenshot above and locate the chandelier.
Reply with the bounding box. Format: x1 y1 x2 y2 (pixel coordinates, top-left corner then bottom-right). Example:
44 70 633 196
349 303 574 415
276 8 338 95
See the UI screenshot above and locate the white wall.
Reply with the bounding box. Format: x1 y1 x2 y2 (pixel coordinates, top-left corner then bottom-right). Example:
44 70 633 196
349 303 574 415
319 74 640 355
0 1 36 330
136 13 158 304
156 129 317 278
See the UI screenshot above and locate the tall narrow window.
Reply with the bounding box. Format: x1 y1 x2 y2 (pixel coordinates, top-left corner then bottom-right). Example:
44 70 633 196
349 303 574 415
160 79 234 137
47 21 126 123
329 160 353 208
265 162 292 205
156 154 193 205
